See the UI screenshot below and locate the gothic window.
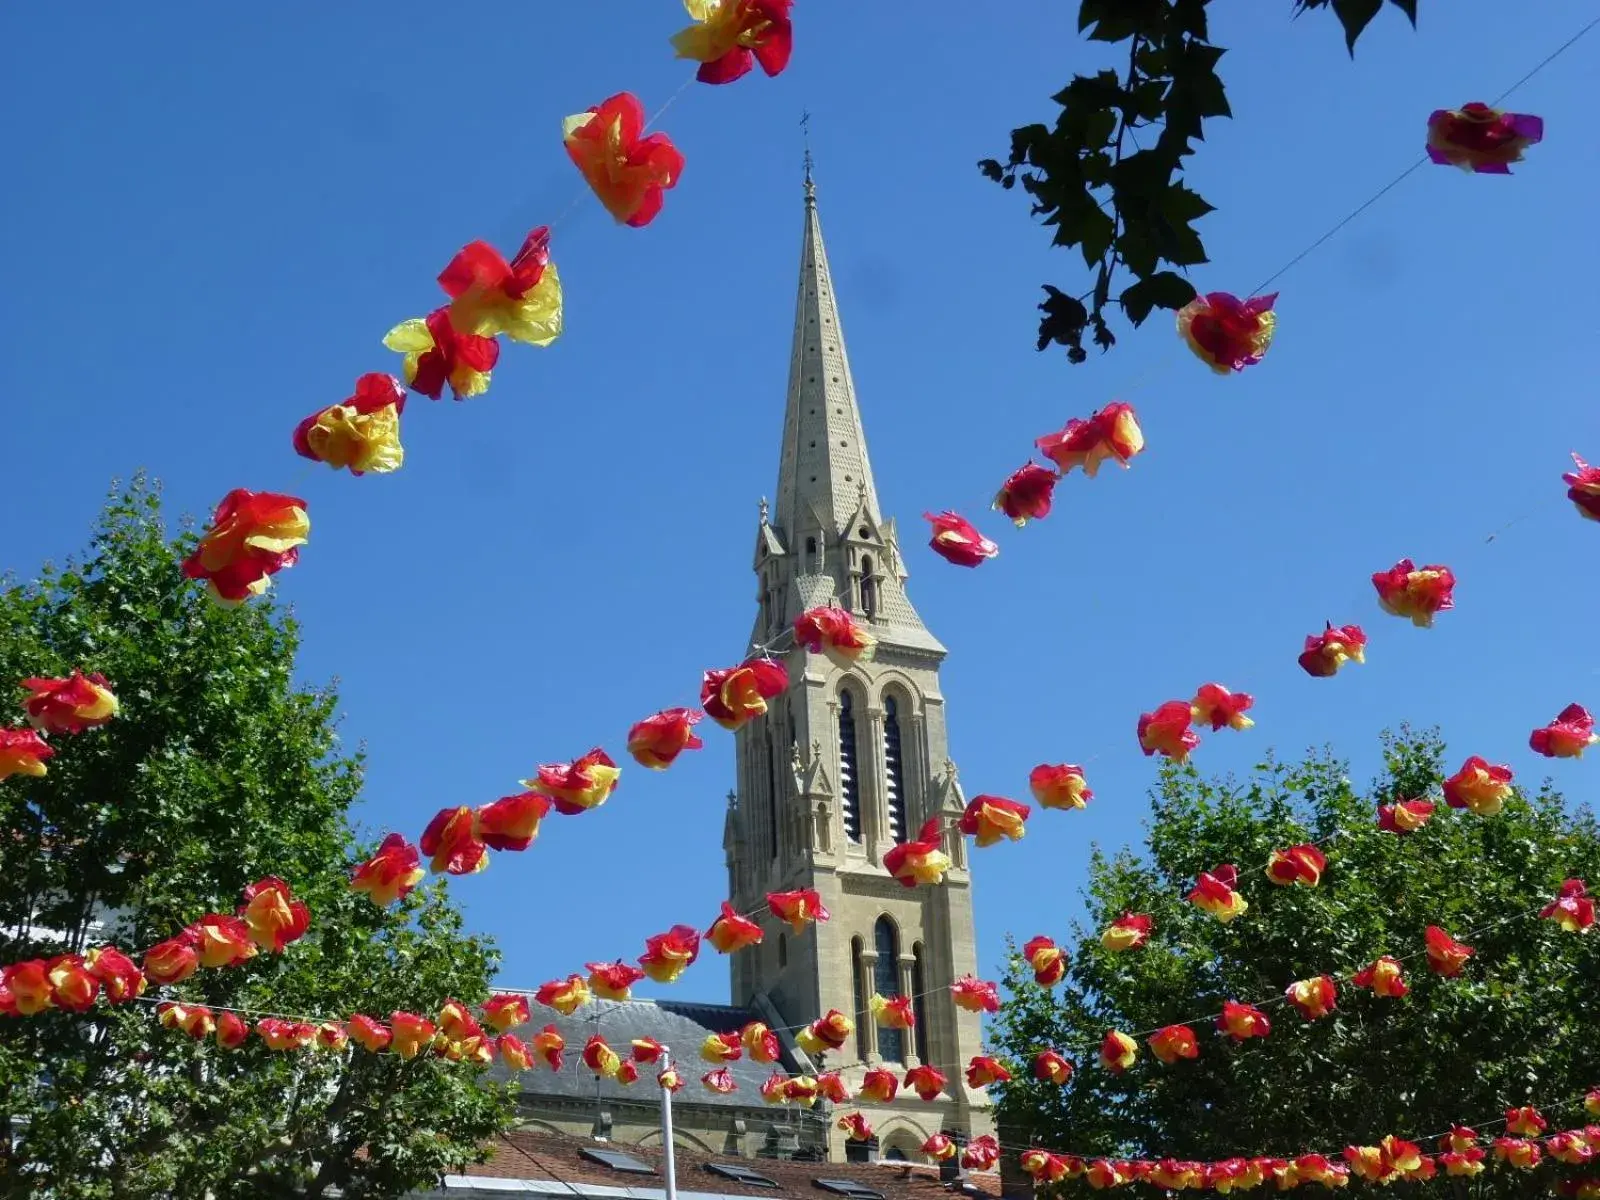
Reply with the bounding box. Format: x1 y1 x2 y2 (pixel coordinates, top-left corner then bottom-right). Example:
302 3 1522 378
765 727 780 862
873 916 904 1062
838 690 862 843
911 942 929 1063
851 936 869 1060
882 695 906 843
805 535 817 567
860 555 878 618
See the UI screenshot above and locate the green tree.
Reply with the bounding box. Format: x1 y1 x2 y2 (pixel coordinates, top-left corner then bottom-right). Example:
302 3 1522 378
990 728 1600 1194
0 475 514 1198
979 0 1419 363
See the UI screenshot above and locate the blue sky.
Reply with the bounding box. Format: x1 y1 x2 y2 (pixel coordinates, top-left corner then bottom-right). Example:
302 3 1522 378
3 1 1596 1003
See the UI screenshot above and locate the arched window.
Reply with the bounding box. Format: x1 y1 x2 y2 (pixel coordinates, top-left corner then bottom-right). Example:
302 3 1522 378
804 536 819 571
874 917 904 1062
851 936 869 1060
765 727 780 861
838 691 861 843
860 555 878 618
882 695 906 843
911 942 929 1063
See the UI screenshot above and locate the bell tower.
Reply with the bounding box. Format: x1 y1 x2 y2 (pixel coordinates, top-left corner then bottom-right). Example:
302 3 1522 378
723 163 993 1159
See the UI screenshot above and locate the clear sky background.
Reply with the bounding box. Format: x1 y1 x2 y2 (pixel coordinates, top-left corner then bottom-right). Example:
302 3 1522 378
2 1 1596 1004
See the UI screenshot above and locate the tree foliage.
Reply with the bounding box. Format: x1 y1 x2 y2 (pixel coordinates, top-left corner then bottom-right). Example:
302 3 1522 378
979 0 1419 363
0 475 514 1198
990 728 1600 1194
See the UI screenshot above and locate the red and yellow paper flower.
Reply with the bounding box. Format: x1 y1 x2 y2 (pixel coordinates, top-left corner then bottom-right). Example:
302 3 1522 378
239 877 310 953
796 1009 854 1055
1286 976 1338 1020
292 373 407 476
700 1031 742 1065
793 606 876 666
958 795 1030 847
215 1011 250 1049
701 659 788 731
1190 683 1254 732
497 1034 533 1071
870 993 916 1030
965 1055 1011 1088
351 833 426 907
1022 1151 1072 1185
350 1014 393 1053
314 1022 349 1052
1217 1000 1271 1041
1493 1137 1542 1169
1530 703 1598 759
1443 756 1514 815
782 1075 817 1105
563 93 684 228
1378 798 1436 834
658 1066 685 1092
1298 622 1367 677
143 936 199 986
950 975 999 1013
815 1072 850 1103
1101 912 1153 952
474 791 551 853
1138 700 1200 763
1372 559 1456 627
1265 843 1326 887
1547 1132 1591 1165
1035 402 1145 479
587 960 646 1000
858 1066 899 1103
1085 1160 1127 1189
1149 1024 1199 1065
1353 955 1408 998
44 955 99 1012
1505 1106 1547 1137
1541 878 1596 933
533 1024 566 1070
1187 864 1248 922
21 670 119 735
1177 292 1277 373
838 1112 874 1142
884 817 952 888
631 1037 664 1064
384 307 498 401
671 0 793 85
706 902 764 953
767 888 829 932
1033 1049 1074 1084
1565 453 1600 522
182 489 309 606
1099 1030 1138 1073
700 1067 737 1094
740 1021 779 1064
639 925 702 984
437 999 481 1044
188 914 258 969
524 748 621 815
923 511 999 567
0 727 53 780
904 1064 947 1102
993 462 1059 527
535 974 592 1016
438 225 563 347
922 1134 958 1162
1023 935 1067 987
961 1136 1001 1171
419 806 488 876
583 1035 622 1079
615 1060 640 1086
160 1002 216 1041
627 708 705 769
1029 762 1092 811
482 993 533 1035
1 961 52 1015
260 1018 316 1052
1424 925 1474 976
760 1073 790 1105
85 946 145 1003
1426 103 1543 173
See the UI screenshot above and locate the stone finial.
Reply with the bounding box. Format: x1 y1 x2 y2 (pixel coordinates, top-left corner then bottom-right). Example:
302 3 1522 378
759 496 770 524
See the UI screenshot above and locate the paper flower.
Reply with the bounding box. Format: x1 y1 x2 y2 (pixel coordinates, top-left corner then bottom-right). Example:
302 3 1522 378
782 1075 817 1105
239 877 310 953
965 1055 1011 1087
838 1112 874 1142
630 1037 663 1064
706 902 764 953
657 1066 684 1092
419 806 488 876
740 1021 779 1064
1029 763 1092 810
1190 683 1254 732
523 748 621 815
181 488 309 605
0 728 54 780
1353 955 1408 998
1297 622 1367 677
350 1015 393 1053
1565 453 1600 522
626 707 705 770
351 834 426 906
961 1136 1000 1171
766 888 829 932
1035 401 1145 477
438 225 563 347
20 670 119 735
292 373 407 477
950 975 999 1013
671 0 793 84
260 1018 316 1052
1099 1030 1138 1073
1492 1137 1542 1168
1378 799 1436 834
160 1002 216 1041
1530 704 1598 759
701 659 788 731
585 960 646 1001
535 974 592 1016
923 511 999 567
563 92 684 227
43 956 98 1012
815 1072 850 1103
1138 700 1200 762
884 817 952 887
700 1031 742 1064
993 462 1059 527
1265 843 1326 887
1 961 52 1015
700 1067 737 1094
1547 1133 1591 1165
795 1009 853 1055
85 947 145 1003
854 1066 897 1103
1177 292 1277 373
216 1011 250 1049
1443 757 1514 815
1096 913 1151 954
314 1022 349 1052
1023 935 1067 986
583 1035 621 1079
187 914 258 969
1022 1152 1072 1185
475 791 551 852
497 1034 533 1071
1424 925 1474 976
760 1073 791 1105
615 1060 640 1086
1217 1000 1271 1041
1426 103 1543 173
792 606 876 666
142 936 199 986
533 1024 565 1070
958 795 1030 847
383 307 498 402
1439 1149 1486 1177
1505 1107 1547 1137
1085 1161 1129 1189
1187 864 1248 922
904 1064 947 1102
639 925 701 983
1541 879 1596 933
922 1134 958 1162
1286 976 1338 1020
1148 1024 1199 1064
870 993 916 1030
1372 558 1456 627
